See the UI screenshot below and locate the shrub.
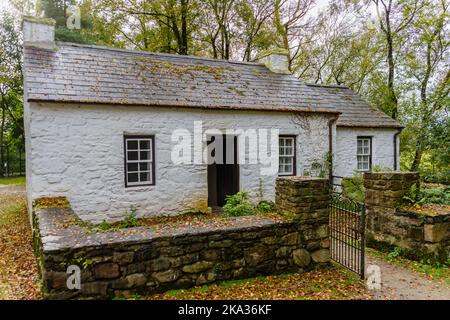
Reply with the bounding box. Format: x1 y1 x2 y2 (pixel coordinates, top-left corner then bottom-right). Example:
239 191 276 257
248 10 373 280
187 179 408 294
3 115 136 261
371 165 394 172
420 186 450 205
256 200 275 213
223 191 254 217
421 169 450 185
119 209 140 228
341 174 364 203
403 184 450 205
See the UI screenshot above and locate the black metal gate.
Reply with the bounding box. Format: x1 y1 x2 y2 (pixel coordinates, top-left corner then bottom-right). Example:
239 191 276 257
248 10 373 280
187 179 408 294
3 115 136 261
329 194 366 279
0 144 25 177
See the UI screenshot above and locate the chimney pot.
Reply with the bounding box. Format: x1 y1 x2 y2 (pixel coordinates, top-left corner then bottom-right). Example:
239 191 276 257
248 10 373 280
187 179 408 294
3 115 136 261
22 16 56 50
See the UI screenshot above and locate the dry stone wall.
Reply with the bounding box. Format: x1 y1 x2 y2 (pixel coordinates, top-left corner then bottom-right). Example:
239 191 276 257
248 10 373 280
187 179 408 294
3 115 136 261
34 176 331 299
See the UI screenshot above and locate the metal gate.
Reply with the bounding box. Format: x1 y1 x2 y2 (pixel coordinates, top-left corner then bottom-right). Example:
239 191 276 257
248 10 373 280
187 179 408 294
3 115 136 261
329 194 366 279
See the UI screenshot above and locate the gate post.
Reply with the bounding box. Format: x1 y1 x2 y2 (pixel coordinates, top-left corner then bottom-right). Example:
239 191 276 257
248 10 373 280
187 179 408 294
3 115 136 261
275 177 330 221
275 177 331 264
362 172 449 262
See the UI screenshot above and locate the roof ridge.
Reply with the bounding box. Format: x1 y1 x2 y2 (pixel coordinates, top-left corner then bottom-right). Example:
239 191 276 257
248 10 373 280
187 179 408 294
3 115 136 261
56 41 266 68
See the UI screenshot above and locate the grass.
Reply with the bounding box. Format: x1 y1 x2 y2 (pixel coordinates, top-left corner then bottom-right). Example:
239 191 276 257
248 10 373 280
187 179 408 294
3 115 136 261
145 264 371 300
0 176 25 186
366 247 450 285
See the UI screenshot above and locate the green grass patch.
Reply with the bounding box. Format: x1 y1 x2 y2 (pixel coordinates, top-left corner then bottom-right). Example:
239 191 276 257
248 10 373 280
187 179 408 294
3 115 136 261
0 176 25 186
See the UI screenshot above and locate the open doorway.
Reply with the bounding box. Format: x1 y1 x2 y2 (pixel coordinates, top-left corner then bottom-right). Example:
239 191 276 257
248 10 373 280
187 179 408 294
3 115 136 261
207 135 239 208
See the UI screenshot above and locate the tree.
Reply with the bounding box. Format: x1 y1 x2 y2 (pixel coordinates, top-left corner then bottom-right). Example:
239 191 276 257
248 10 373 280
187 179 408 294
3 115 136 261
371 0 424 119
294 3 382 93
0 11 24 176
201 0 235 60
97 0 197 54
273 0 315 71
38 0 93 43
235 0 273 62
402 0 449 171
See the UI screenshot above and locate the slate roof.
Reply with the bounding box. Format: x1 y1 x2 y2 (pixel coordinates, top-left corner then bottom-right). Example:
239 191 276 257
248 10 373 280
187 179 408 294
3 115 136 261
305 84 402 128
23 42 401 128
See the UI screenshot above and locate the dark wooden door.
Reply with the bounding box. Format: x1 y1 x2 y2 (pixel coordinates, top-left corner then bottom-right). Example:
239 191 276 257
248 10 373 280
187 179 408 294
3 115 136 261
207 135 239 207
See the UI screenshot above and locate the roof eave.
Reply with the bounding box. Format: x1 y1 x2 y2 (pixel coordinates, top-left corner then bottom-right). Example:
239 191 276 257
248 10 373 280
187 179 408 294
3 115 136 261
28 98 342 115
336 123 404 129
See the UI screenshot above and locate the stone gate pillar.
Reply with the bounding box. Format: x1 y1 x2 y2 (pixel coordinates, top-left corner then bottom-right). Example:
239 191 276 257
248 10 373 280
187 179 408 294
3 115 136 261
364 172 449 262
275 177 331 263
275 176 330 221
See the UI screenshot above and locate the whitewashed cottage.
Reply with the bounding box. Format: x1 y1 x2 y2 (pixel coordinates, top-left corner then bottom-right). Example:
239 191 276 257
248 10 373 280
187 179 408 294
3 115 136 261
23 17 402 222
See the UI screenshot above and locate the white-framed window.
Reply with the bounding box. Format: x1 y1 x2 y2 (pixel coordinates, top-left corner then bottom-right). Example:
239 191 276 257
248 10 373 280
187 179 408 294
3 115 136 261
124 135 154 187
357 137 371 171
279 136 296 176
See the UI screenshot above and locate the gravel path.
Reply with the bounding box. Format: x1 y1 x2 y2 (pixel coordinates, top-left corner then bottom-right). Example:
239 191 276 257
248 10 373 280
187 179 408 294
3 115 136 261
366 254 450 300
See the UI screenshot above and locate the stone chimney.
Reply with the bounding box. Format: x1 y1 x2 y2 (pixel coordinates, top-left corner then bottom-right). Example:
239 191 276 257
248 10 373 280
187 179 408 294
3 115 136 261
258 48 290 74
22 16 56 50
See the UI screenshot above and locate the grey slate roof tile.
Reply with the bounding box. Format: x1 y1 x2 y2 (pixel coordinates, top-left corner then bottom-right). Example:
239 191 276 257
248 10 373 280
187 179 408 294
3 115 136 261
305 84 401 128
23 42 401 128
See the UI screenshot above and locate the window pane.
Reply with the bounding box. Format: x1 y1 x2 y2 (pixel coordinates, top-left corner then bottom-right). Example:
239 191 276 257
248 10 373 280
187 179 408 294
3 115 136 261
140 172 150 182
128 172 138 183
285 164 292 173
128 151 138 161
279 139 285 147
140 162 149 171
127 163 138 172
279 146 285 156
127 140 138 150
285 139 292 146
284 146 293 156
140 140 150 150
140 150 150 160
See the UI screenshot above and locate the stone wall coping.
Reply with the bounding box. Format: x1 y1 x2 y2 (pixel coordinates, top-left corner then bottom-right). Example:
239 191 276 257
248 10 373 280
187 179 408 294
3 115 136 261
364 172 419 179
35 207 324 254
395 209 450 224
276 176 328 181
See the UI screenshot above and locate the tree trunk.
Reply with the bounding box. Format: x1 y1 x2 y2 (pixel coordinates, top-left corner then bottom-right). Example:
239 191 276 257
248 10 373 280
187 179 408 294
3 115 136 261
410 145 422 171
180 0 188 55
387 33 398 119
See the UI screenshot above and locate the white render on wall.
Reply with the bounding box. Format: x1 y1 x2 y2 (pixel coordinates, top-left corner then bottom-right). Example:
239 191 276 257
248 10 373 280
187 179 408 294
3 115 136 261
28 102 332 223
333 127 399 178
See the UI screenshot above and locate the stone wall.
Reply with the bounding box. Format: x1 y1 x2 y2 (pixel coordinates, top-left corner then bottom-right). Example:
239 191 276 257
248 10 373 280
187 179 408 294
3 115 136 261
364 172 449 262
34 177 330 299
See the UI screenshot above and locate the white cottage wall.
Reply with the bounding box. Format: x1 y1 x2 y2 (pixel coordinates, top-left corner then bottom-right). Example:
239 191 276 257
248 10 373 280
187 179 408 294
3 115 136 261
334 127 399 178
28 102 332 222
